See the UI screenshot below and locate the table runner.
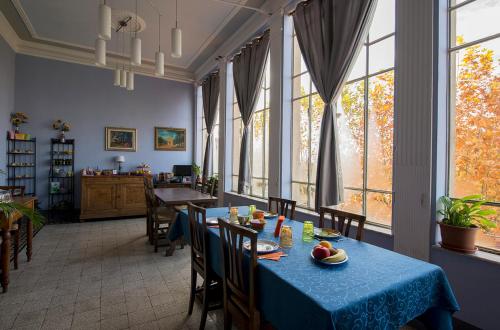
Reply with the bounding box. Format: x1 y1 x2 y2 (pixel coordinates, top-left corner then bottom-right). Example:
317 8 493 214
170 207 459 330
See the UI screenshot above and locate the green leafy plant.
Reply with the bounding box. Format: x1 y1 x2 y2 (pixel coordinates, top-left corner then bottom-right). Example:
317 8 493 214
0 201 45 228
438 195 496 231
192 162 201 177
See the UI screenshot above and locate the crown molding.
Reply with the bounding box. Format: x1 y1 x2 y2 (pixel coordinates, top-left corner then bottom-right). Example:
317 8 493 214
0 10 194 83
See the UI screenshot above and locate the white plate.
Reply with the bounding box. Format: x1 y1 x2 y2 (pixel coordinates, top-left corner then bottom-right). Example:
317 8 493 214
314 228 341 239
206 217 219 225
310 250 348 266
243 240 280 254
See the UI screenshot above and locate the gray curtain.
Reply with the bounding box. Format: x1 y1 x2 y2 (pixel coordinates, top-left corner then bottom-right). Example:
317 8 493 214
233 31 270 194
201 72 220 181
293 0 377 211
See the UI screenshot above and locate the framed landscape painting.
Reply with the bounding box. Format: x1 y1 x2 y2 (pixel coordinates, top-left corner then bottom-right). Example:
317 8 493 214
105 127 137 152
155 127 186 151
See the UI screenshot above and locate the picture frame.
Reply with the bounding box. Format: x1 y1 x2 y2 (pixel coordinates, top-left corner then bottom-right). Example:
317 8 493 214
105 127 137 152
154 127 186 151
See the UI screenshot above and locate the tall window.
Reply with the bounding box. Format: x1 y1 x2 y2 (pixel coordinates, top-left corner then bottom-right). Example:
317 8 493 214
232 55 270 198
448 0 499 252
201 107 219 178
291 0 395 227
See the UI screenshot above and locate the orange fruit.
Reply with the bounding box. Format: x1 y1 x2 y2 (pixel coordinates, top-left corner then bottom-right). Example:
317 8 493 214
318 240 332 249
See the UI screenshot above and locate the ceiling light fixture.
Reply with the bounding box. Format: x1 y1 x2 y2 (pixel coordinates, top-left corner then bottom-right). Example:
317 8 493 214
131 0 142 65
127 71 135 91
171 0 182 58
155 13 164 76
98 0 112 40
95 38 106 66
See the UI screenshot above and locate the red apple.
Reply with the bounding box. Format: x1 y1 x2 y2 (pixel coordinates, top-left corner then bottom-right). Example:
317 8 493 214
312 245 331 260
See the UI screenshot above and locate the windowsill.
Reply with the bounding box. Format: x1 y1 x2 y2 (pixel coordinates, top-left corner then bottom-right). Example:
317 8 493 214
432 245 500 265
224 191 393 237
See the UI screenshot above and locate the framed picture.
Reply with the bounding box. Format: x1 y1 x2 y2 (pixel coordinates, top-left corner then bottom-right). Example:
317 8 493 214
155 127 186 151
105 127 137 152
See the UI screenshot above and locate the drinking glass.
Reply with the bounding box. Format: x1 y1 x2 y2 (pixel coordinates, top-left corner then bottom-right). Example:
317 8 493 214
280 225 293 248
302 221 314 242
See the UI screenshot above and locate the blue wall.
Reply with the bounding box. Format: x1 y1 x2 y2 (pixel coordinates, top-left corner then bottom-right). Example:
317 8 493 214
0 35 16 185
14 55 194 208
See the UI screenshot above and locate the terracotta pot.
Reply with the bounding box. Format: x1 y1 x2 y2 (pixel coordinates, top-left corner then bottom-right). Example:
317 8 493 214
438 221 479 254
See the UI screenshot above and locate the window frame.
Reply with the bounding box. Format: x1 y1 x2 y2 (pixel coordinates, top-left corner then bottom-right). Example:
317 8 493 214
231 55 271 199
290 19 395 229
446 0 500 254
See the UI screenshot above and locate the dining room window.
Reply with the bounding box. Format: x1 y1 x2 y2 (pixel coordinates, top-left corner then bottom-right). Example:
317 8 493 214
231 54 270 199
448 0 500 252
201 107 219 178
291 0 395 228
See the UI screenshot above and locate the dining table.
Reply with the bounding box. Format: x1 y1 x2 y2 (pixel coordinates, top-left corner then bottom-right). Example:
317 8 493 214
0 196 36 293
154 187 218 255
169 206 459 330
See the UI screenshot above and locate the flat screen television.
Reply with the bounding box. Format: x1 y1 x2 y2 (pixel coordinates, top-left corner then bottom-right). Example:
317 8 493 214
173 165 192 177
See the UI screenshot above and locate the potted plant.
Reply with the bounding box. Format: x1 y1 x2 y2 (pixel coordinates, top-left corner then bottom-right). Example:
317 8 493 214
0 169 45 228
437 195 496 253
10 112 28 133
52 120 71 143
192 163 201 183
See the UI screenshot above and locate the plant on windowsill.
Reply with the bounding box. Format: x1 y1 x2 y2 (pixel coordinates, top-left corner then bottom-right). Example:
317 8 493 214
437 195 496 254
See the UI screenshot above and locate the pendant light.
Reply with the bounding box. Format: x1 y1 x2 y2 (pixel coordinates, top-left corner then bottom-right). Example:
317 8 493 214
95 38 106 66
131 0 142 66
113 67 121 86
155 13 164 76
127 71 135 91
120 68 128 88
171 0 182 58
98 1 111 40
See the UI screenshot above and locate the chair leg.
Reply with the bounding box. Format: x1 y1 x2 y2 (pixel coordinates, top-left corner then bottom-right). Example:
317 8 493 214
13 230 19 270
188 268 197 315
199 280 209 330
154 222 159 253
223 307 232 330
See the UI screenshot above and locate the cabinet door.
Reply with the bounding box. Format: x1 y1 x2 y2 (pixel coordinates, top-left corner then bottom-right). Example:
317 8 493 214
83 183 118 211
118 183 146 211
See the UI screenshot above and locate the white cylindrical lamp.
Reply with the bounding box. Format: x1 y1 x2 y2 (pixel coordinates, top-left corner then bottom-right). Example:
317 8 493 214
171 27 182 58
98 3 111 40
95 38 106 66
155 51 164 76
131 37 142 66
126 71 134 91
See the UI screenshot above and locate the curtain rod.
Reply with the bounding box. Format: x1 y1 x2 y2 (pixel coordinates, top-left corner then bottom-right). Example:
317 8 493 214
288 0 313 16
229 29 270 62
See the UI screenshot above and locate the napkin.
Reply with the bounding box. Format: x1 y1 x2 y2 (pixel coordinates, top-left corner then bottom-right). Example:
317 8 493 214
258 251 287 261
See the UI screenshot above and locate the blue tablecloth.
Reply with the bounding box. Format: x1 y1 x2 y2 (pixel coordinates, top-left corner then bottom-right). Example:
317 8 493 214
170 207 459 330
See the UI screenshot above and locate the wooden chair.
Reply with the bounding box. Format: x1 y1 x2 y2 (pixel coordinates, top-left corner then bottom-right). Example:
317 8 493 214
143 178 176 252
318 206 366 241
268 196 296 219
187 203 222 330
0 186 26 270
217 218 260 330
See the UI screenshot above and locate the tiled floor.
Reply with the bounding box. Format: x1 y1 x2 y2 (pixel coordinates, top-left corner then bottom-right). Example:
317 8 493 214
0 218 222 330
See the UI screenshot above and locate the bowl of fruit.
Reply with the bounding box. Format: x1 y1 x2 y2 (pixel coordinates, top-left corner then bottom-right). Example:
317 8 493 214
311 241 348 266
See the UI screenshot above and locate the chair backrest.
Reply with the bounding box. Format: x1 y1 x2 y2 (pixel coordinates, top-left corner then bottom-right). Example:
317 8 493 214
188 203 209 270
143 176 158 208
218 218 258 321
268 196 296 219
319 206 366 241
0 186 25 197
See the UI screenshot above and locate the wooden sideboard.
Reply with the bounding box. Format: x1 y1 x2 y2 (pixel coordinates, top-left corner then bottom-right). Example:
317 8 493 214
80 175 147 221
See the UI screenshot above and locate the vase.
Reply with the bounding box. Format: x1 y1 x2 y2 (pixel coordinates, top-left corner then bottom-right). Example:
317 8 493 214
60 132 66 143
14 126 20 133
438 221 479 254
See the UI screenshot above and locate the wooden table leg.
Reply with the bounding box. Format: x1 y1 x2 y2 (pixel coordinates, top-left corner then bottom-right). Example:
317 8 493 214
26 218 33 262
1 229 12 293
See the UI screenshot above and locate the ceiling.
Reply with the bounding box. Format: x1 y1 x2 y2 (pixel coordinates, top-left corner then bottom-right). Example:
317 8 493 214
1 0 269 78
